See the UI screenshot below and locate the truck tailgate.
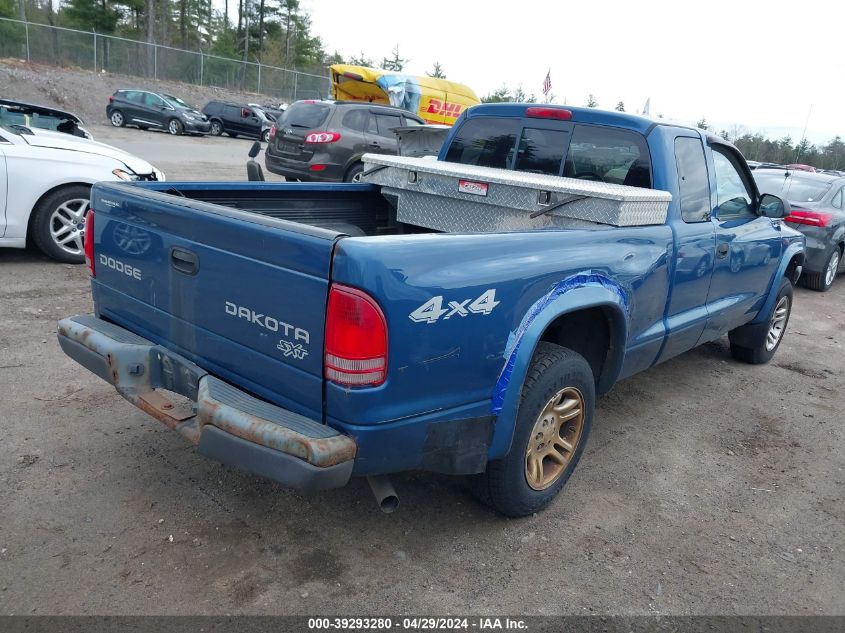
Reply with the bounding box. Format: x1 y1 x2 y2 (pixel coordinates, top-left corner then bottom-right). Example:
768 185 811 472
89 182 337 419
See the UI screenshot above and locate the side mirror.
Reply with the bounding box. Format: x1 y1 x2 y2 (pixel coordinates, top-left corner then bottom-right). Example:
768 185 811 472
759 193 790 219
248 141 261 158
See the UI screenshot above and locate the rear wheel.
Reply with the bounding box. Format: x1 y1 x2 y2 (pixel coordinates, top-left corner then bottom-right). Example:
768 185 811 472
261 129 270 143
168 118 183 135
468 343 594 517
344 163 364 183
729 278 792 364
109 110 125 127
803 247 840 292
210 120 223 136
31 185 91 264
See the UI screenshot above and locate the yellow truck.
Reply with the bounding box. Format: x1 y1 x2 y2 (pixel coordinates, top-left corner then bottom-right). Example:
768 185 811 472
329 64 480 126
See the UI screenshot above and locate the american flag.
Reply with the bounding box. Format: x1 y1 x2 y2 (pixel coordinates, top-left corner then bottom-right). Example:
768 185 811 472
542 70 552 96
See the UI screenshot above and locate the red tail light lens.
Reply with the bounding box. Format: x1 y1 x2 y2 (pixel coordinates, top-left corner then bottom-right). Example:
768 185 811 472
526 107 572 120
325 284 387 387
785 208 832 227
305 131 341 144
84 209 95 277
108 95 114 103
269 123 277 140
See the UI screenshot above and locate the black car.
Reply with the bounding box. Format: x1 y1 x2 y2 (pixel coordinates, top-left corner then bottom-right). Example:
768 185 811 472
265 100 425 182
107 90 211 136
754 168 845 291
203 101 273 141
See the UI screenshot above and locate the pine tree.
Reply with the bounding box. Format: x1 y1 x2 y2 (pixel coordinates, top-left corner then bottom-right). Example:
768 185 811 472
427 61 445 78
586 94 598 108
615 101 625 112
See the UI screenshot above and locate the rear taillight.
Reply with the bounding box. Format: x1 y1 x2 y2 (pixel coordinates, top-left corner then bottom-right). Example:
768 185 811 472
269 123 277 140
108 95 114 103
325 284 387 387
785 208 832 227
84 209 95 277
305 131 341 144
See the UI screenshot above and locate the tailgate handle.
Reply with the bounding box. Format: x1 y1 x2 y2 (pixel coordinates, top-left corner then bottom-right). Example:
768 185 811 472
170 247 199 275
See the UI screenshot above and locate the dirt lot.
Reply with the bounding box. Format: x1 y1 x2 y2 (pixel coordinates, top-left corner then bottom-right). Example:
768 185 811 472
0 127 844 616
0 59 285 128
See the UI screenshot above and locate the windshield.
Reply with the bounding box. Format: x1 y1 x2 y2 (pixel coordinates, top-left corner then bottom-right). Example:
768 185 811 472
0 104 80 134
282 101 330 129
754 172 832 203
163 95 195 111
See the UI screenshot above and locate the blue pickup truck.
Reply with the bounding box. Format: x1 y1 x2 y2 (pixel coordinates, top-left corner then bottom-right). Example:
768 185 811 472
58 104 804 517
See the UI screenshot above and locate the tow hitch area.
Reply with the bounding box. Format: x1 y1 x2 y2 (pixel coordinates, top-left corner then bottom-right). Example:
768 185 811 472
57 314 356 490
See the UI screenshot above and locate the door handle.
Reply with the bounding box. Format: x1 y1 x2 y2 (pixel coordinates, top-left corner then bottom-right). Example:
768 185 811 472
369 141 381 148
170 247 199 275
716 243 729 258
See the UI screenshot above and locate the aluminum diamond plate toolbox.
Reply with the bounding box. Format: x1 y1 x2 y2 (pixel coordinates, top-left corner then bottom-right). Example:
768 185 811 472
361 154 672 233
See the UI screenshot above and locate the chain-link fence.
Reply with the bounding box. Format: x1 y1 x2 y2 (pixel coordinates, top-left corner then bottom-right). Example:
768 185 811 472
0 17 329 103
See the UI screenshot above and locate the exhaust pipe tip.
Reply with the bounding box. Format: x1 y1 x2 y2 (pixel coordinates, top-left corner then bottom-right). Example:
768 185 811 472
367 475 399 514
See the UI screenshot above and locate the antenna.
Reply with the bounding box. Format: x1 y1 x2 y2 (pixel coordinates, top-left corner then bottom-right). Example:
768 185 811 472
794 104 813 164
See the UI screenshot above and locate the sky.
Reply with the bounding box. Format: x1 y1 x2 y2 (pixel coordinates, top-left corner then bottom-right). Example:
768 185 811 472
291 0 844 145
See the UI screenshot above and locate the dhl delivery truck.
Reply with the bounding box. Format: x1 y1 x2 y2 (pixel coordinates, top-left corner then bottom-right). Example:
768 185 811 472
330 64 480 125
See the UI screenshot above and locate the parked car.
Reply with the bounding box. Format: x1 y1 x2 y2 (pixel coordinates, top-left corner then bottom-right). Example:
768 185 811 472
59 104 802 518
754 168 845 291
107 90 210 136
203 101 273 141
248 102 287 121
0 123 163 263
265 100 425 182
0 99 91 139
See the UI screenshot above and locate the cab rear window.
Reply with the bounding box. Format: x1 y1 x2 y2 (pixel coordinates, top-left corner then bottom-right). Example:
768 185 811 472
444 117 652 187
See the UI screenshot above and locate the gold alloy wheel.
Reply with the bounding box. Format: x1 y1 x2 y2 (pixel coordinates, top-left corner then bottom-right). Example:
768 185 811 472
525 387 585 491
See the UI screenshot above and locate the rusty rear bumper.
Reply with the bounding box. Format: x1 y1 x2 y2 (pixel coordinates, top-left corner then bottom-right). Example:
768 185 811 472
57 314 356 490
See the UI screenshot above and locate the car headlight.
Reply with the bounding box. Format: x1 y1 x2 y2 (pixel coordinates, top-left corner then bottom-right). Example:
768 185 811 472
184 114 196 121
112 168 140 181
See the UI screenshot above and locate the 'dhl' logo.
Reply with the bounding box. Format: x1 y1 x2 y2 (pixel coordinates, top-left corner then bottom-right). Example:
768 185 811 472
426 99 463 117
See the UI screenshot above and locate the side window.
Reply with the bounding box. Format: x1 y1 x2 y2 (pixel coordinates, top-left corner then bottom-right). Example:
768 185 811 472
832 187 843 210
674 137 711 223
563 124 652 188
144 93 165 108
125 91 143 103
402 117 423 127
224 105 240 119
374 113 402 137
514 127 569 176
443 117 521 169
712 147 754 220
342 109 367 132
366 113 378 135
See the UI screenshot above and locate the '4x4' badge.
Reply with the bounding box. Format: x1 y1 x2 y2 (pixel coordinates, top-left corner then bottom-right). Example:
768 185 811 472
277 340 308 360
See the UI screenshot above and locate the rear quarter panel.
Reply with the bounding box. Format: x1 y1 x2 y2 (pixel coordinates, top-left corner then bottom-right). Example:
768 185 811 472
328 226 672 443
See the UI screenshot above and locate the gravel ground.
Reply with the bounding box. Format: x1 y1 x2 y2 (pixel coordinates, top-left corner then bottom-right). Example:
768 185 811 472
0 127 843 616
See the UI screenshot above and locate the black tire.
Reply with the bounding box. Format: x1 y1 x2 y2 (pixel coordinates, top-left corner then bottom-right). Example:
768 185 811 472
261 129 270 143
167 118 184 136
468 342 595 517
31 184 92 264
109 110 125 127
210 120 223 136
344 163 365 183
802 247 840 292
729 277 793 364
